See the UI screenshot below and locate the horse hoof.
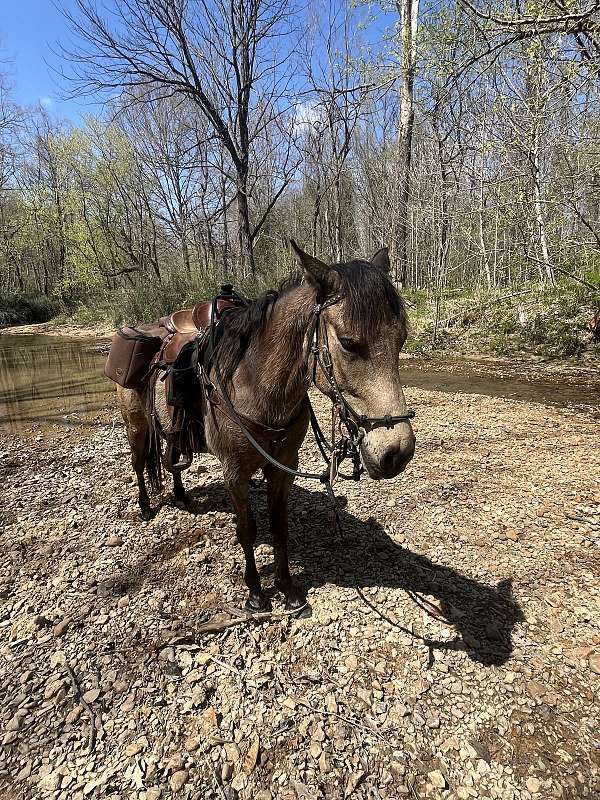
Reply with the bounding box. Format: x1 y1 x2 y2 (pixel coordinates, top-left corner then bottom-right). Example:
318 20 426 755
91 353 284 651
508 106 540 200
174 498 187 510
140 507 154 521
287 601 311 618
245 595 272 613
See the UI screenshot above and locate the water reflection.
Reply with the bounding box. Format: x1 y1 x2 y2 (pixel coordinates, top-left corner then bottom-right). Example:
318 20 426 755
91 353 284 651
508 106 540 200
0 335 112 432
400 357 600 411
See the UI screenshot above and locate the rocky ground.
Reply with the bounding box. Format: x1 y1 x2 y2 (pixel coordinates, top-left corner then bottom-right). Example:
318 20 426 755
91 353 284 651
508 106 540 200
0 386 599 800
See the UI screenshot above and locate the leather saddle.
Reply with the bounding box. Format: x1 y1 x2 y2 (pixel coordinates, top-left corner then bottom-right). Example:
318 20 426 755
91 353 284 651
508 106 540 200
159 299 235 363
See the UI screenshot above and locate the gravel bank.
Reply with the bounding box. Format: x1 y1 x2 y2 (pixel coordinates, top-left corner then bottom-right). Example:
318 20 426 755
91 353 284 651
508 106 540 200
1 388 599 800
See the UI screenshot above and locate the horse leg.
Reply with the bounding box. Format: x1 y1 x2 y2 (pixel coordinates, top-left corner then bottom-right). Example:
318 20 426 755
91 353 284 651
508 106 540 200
172 469 187 506
264 465 306 610
169 444 187 507
226 477 270 612
126 424 153 520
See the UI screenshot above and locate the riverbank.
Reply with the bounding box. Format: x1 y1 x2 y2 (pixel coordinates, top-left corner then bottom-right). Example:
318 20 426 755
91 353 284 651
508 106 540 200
1 370 599 799
0 320 113 339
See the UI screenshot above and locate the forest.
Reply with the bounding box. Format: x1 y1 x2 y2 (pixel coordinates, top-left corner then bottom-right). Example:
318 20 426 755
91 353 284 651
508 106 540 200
1 0 599 356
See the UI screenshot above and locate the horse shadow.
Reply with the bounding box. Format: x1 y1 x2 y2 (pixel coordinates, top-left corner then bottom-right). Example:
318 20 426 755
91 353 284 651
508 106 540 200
186 478 524 667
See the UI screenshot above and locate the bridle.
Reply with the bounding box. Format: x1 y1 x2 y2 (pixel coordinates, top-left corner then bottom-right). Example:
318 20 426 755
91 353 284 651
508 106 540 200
203 285 415 491
309 293 415 482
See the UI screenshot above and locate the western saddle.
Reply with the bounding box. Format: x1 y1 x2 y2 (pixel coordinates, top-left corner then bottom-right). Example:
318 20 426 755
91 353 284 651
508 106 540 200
157 298 236 363
105 285 243 475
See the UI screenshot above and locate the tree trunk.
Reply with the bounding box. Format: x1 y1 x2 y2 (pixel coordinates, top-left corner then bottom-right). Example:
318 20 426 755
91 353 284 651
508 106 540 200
392 0 419 286
531 129 554 285
236 170 255 277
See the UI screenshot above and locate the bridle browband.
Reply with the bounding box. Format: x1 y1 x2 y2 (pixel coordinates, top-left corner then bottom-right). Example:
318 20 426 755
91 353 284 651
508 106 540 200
202 284 415 489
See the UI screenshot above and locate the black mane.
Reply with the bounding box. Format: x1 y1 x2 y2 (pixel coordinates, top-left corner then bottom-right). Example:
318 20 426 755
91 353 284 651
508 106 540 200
215 261 406 383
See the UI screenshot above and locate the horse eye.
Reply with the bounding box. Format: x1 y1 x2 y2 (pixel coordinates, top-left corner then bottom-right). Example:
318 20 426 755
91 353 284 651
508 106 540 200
338 337 360 353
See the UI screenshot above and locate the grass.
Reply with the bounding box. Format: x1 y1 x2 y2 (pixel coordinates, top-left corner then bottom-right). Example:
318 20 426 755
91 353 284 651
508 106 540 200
3 273 598 363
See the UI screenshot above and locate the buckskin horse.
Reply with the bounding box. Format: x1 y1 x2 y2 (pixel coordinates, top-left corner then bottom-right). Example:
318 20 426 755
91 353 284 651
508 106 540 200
117 242 415 612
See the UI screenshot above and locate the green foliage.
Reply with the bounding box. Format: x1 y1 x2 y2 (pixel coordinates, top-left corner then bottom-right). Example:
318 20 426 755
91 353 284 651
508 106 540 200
406 283 597 361
0 292 62 326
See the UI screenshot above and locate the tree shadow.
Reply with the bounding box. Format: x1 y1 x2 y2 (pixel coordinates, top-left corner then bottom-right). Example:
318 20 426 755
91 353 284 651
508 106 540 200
116 477 523 667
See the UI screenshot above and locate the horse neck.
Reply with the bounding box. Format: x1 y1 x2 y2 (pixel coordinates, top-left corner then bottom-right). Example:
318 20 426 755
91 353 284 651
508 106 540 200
242 283 316 425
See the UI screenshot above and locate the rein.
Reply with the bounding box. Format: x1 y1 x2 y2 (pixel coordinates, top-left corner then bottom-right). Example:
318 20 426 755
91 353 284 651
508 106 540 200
201 285 415 492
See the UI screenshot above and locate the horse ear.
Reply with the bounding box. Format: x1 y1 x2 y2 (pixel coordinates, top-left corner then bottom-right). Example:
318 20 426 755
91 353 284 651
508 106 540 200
371 246 391 273
290 239 331 285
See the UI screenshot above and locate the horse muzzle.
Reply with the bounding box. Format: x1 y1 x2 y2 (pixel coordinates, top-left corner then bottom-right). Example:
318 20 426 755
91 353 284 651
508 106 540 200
360 430 416 480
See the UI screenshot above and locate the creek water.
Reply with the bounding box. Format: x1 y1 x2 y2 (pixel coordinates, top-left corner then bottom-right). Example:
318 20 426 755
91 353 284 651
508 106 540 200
0 334 598 432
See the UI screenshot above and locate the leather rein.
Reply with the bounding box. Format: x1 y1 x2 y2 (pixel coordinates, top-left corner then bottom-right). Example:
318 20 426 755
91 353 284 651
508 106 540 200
203 287 415 488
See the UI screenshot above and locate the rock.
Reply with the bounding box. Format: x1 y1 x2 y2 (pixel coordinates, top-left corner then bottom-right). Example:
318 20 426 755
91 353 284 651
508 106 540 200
125 741 144 757
318 753 331 774
202 706 219 728
49 650 66 667
33 614 52 628
39 771 62 792
107 535 123 546
590 653 600 675
169 770 189 793
526 777 541 793
428 770 447 789
82 688 101 704
53 618 71 637
526 681 547 701
6 714 23 731
309 741 322 759
243 734 260 773
231 773 247 792
66 706 82 724
345 770 365 796
221 762 233 781
184 736 200 752
146 790 161 800
505 529 519 541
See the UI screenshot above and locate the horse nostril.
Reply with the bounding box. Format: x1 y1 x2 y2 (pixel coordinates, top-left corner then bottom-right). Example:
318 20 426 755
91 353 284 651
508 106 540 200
381 440 415 478
381 447 400 478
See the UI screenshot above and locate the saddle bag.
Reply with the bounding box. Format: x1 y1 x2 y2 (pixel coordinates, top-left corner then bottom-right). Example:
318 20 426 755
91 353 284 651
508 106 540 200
104 326 162 389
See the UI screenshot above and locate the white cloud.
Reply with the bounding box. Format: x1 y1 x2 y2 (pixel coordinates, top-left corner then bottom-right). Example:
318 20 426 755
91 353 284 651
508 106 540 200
293 101 321 134
40 96 53 108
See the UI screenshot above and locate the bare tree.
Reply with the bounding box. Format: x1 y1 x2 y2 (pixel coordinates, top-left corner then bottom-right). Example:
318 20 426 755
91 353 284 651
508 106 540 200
62 0 296 276
391 0 420 286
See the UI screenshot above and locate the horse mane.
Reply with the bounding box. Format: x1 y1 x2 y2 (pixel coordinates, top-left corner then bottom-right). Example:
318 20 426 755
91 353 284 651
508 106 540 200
215 261 406 384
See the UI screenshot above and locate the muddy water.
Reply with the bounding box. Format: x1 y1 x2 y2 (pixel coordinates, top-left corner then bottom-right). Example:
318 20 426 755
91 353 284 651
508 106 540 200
0 335 112 432
0 334 598 432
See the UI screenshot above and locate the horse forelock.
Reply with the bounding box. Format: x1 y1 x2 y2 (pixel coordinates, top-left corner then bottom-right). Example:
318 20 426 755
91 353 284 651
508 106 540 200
331 260 406 340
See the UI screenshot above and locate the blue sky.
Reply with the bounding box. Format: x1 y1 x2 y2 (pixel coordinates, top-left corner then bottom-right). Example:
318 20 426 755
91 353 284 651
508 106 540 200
0 0 92 119
1 0 397 123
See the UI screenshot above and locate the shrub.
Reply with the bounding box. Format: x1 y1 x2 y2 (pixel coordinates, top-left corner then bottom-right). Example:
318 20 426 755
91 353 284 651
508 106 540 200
0 292 62 325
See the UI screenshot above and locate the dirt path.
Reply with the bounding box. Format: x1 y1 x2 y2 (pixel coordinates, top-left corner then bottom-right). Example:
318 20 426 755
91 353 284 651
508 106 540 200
0 388 599 800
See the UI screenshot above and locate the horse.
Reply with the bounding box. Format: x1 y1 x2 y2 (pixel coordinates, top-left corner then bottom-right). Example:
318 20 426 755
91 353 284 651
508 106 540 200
117 241 416 612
